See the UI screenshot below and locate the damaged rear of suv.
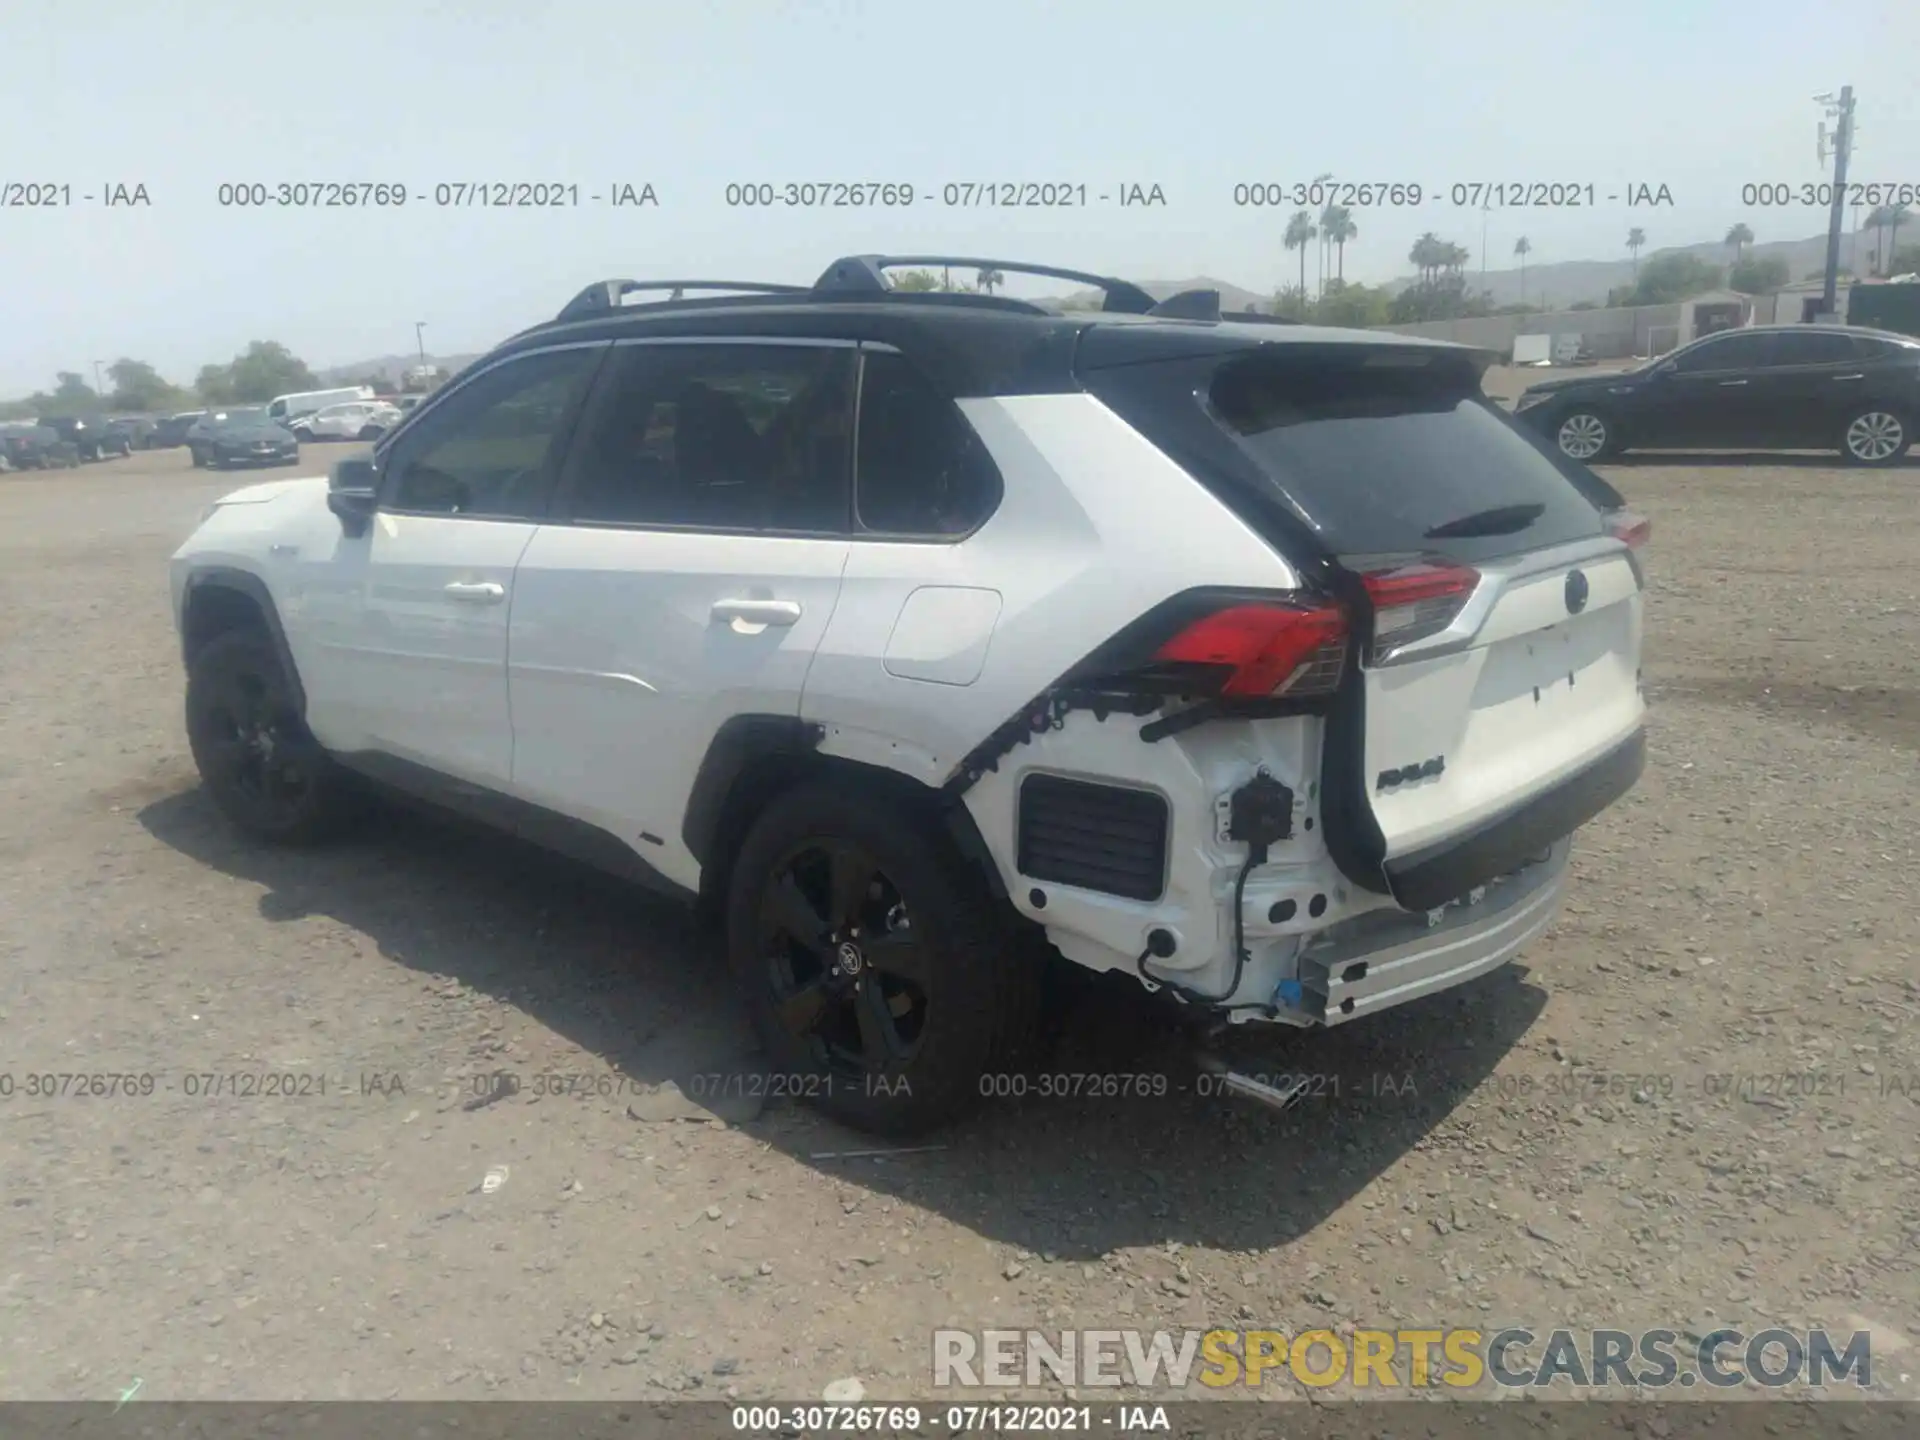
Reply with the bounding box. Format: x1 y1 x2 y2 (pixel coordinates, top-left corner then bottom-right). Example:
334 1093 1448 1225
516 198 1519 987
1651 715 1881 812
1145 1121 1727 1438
956 326 1647 1051
168 254 1645 1137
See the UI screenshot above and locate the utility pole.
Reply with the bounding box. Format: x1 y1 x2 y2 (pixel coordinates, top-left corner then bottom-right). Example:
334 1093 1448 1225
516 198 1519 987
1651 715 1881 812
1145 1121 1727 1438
1817 87 1854 319
414 321 427 364
92 360 105 397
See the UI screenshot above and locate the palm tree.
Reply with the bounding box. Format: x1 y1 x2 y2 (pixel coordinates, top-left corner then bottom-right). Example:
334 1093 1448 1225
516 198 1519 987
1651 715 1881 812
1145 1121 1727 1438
1724 223 1753 262
1626 228 1646 277
1322 206 1358 282
1284 211 1317 316
1409 232 1443 283
1513 237 1533 304
1883 204 1912 275
975 268 1004 295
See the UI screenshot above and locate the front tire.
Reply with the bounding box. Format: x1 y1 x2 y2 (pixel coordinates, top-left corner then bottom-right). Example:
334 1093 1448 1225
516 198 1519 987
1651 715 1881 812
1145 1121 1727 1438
726 781 1042 1136
1839 407 1910 467
1554 408 1618 462
185 629 360 845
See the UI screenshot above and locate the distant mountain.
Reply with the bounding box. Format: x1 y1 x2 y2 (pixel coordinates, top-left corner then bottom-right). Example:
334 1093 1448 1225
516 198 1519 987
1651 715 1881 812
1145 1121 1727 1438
1381 229 1870 308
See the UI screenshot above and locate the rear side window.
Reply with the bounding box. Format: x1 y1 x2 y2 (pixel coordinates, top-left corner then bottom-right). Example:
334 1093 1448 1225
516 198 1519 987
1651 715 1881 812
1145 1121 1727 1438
1205 349 1608 563
560 342 855 534
854 351 1002 537
1773 330 1857 365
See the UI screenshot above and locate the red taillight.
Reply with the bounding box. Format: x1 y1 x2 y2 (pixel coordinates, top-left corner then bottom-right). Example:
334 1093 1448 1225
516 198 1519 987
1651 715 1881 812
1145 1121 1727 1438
1362 561 1480 658
1604 508 1651 549
1152 602 1350 698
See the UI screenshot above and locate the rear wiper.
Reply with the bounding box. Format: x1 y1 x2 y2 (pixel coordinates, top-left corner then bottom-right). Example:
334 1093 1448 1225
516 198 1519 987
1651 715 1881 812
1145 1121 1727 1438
1424 503 1545 539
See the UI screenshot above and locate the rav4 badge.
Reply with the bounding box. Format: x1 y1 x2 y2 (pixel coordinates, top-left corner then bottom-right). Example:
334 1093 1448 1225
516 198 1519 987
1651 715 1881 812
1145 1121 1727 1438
1376 756 1445 791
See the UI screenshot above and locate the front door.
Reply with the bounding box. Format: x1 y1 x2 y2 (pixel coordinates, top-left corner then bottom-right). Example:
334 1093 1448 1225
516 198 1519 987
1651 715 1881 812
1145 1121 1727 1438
1634 329 1779 448
299 342 607 788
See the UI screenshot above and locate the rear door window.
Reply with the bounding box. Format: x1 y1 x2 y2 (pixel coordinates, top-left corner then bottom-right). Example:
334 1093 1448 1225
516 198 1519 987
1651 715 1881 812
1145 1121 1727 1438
1204 347 1609 564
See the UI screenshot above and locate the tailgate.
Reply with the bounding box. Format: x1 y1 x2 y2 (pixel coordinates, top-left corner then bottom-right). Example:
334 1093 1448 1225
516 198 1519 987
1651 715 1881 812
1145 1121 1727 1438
1360 538 1644 909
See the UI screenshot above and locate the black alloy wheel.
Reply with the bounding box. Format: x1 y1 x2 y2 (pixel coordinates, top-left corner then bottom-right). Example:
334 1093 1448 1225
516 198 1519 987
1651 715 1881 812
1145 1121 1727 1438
185 630 357 843
759 839 931 1076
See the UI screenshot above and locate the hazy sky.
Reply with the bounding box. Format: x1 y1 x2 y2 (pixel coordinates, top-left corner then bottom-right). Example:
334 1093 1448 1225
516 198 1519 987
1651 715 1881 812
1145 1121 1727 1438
4 0 1915 394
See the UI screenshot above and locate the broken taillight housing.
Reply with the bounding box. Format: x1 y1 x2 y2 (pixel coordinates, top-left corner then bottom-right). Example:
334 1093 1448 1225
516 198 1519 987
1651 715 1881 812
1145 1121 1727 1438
1150 601 1350 698
1361 560 1481 661
1603 508 1651 549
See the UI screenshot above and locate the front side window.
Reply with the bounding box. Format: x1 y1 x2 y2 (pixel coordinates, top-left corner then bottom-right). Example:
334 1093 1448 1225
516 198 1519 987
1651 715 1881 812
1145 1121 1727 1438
382 346 604 519
560 342 855 533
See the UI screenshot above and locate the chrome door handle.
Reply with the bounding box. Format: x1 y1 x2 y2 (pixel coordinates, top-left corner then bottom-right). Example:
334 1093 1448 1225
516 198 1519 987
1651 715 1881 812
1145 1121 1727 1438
1717 379 1748 387
711 598 801 627
1832 373 1866 381
444 581 506 603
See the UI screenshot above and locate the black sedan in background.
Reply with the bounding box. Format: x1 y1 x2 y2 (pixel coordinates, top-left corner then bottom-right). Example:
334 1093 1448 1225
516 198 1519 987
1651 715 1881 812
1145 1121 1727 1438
200 414 301 469
0 423 81 469
1515 324 1920 466
44 415 132 460
186 408 269 466
106 415 159 450
151 411 207 449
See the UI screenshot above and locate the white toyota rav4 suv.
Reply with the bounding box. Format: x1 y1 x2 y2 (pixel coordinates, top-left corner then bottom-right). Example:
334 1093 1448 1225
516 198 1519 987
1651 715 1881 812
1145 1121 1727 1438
170 255 1649 1134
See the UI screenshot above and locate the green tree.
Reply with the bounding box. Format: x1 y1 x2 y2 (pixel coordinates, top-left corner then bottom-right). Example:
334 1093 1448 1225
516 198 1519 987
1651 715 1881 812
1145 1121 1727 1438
1879 204 1911 276
1322 206 1358 282
1513 237 1532 304
206 341 320 403
1626 227 1647 277
104 358 183 412
1283 211 1316 316
1724 222 1753 261
1314 279 1390 328
890 269 943 292
1728 254 1789 294
975 268 1004 295
38 372 102 417
1627 252 1724 305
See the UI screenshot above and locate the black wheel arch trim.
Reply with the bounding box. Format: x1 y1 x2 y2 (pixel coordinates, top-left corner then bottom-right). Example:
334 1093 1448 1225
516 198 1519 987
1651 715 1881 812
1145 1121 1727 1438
684 713 1013 912
179 566 307 715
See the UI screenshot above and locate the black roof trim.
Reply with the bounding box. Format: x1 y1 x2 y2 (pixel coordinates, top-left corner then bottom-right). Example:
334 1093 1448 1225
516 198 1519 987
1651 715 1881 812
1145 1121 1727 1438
813 254 1159 314
557 278 810 323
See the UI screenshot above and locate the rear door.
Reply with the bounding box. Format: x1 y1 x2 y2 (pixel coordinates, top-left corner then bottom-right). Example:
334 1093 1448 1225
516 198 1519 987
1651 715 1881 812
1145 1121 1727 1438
1195 345 1646 908
506 338 855 891
1745 327 1863 446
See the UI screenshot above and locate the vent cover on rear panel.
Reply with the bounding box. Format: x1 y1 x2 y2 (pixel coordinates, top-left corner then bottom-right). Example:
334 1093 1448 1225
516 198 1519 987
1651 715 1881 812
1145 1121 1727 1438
1016 774 1169 902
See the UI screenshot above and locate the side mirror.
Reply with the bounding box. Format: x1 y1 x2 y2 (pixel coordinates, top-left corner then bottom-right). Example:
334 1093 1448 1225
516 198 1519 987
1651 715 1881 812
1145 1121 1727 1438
327 455 378 536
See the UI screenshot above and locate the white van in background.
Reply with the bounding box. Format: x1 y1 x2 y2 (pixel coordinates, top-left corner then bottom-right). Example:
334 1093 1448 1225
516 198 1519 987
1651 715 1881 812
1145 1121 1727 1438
265 387 375 428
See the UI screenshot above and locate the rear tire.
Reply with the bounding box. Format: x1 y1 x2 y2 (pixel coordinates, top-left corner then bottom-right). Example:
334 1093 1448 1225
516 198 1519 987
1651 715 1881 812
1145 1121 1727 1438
1839 407 1910 467
357 425 381 441
185 629 360 845
1554 408 1619 462
725 781 1042 1137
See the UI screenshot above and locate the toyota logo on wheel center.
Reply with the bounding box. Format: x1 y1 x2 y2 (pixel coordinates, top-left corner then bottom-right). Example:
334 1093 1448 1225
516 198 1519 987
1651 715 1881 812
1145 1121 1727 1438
836 941 864 975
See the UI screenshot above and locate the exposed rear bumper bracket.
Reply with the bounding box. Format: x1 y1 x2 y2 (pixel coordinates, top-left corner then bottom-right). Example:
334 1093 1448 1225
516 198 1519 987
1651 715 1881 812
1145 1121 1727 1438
1384 728 1645 913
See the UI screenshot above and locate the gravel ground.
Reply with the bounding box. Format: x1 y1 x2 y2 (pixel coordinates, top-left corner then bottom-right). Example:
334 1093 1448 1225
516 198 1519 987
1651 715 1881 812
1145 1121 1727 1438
1 435 1916 1404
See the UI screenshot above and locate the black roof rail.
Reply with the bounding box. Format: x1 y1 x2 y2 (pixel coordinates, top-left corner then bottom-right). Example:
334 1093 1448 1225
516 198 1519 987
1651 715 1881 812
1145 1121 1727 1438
557 278 810 323
813 255 1160 314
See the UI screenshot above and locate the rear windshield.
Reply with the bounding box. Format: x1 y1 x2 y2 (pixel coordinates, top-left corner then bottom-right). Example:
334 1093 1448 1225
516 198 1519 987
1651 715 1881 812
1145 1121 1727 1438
1206 348 1612 563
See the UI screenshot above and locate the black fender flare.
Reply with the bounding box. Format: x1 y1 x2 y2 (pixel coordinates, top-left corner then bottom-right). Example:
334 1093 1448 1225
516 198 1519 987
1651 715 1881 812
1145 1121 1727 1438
178 566 307 715
682 714 1009 911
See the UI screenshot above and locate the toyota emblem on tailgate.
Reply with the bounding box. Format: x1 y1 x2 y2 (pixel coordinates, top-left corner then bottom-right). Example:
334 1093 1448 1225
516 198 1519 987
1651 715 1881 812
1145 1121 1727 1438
1564 568 1590 614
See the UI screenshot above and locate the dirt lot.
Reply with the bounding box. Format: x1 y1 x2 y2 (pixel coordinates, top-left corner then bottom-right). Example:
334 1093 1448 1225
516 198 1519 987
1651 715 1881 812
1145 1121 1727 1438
1 433 1916 1404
